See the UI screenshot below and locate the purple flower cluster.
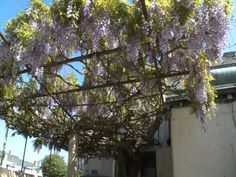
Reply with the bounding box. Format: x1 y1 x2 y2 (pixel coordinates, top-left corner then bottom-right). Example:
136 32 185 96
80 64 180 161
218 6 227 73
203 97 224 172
83 0 91 17
125 39 141 64
187 3 228 61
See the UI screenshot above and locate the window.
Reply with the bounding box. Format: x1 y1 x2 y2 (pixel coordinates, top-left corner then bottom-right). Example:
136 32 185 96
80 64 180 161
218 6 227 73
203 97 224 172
91 169 98 175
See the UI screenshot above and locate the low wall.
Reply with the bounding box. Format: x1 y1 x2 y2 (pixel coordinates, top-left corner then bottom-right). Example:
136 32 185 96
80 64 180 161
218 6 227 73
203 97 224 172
0 167 16 177
0 167 41 177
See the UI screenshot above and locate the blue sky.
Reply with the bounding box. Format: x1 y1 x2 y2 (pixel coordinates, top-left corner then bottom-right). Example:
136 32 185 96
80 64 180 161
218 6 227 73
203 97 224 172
0 0 236 164
221 1 236 52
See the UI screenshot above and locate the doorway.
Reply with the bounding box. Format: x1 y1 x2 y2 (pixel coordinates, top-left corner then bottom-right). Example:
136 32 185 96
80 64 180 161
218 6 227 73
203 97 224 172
141 151 156 177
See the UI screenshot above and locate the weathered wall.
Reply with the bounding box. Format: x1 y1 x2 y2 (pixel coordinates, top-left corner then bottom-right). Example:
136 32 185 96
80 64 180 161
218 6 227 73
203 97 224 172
156 147 173 177
83 157 114 177
0 167 16 177
154 119 173 177
0 167 41 177
171 101 236 177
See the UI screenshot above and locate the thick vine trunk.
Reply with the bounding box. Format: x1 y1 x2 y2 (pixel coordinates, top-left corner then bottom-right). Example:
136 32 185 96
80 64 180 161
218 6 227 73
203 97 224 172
67 133 78 177
117 150 142 177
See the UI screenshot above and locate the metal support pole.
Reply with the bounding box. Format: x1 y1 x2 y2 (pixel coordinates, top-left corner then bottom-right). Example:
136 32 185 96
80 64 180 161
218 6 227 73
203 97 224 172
49 147 52 176
0 126 9 166
21 136 28 173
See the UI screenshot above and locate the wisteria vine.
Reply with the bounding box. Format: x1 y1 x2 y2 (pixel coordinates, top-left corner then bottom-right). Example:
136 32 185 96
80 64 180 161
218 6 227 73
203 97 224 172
0 0 232 151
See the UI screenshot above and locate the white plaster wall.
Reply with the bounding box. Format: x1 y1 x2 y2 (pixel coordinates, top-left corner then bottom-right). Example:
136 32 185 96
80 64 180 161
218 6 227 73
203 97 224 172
84 157 113 177
154 119 173 177
156 147 173 177
171 101 236 177
0 167 16 177
0 167 41 177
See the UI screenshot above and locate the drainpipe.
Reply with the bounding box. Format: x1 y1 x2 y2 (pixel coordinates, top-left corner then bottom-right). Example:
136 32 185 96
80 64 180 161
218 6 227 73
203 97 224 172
112 159 116 177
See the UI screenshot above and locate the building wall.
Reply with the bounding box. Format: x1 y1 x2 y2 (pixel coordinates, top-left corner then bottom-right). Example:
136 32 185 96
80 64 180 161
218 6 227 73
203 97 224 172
83 119 173 177
0 153 42 177
0 167 41 177
83 101 236 177
171 101 236 177
83 157 114 177
156 147 173 177
154 119 173 177
0 167 16 177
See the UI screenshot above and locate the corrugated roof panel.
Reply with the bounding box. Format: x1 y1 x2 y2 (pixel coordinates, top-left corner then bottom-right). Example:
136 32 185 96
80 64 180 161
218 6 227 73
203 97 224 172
211 66 236 86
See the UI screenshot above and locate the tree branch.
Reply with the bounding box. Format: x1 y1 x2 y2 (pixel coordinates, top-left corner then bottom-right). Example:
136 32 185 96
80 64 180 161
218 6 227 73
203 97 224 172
29 71 188 98
17 47 122 75
0 32 10 47
140 0 149 22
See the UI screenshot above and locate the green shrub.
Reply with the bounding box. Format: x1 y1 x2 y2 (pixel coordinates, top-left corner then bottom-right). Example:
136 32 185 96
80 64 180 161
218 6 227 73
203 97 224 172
41 154 67 177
